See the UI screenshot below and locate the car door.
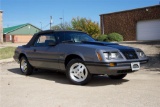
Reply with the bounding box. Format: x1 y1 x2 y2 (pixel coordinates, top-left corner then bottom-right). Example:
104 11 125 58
28 33 60 70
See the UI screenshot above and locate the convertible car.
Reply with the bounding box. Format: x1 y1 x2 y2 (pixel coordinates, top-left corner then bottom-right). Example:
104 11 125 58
13 30 148 85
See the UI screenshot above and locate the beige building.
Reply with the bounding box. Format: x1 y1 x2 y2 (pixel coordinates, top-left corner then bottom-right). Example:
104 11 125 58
0 10 3 43
3 23 41 43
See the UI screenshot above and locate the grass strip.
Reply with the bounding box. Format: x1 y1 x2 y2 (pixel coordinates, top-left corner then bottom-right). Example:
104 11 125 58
0 47 16 60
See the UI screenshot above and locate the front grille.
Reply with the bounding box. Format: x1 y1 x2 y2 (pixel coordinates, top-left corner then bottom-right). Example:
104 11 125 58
122 51 138 59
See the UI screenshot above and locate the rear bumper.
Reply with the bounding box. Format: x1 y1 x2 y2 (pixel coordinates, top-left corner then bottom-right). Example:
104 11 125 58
85 59 148 75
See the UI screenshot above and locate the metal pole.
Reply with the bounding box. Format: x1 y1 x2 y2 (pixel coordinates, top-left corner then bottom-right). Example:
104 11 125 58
50 16 52 30
60 18 63 29
63 10 64 28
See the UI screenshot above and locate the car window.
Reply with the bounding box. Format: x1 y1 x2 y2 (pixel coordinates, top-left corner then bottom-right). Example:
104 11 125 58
65 32 93 42
34 33 56 47
56 32 65 43
64 32 95 42
56 32 95 43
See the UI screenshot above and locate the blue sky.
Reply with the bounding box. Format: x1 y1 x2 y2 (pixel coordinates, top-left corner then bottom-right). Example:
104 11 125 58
0 0 159 29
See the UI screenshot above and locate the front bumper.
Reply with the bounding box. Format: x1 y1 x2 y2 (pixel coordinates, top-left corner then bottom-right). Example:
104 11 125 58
85 59 148 75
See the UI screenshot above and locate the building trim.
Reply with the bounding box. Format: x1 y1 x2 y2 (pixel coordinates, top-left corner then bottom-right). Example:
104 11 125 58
100 5 160 16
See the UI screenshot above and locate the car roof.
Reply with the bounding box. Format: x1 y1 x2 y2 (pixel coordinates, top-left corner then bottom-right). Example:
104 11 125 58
26 30 85 46
36 30 84 35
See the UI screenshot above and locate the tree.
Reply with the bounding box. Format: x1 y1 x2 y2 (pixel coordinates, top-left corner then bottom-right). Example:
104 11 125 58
51 22 73 30
51 25 61 30
71 17 100 38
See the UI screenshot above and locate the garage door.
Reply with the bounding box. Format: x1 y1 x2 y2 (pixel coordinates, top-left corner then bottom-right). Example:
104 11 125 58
137 19 160 41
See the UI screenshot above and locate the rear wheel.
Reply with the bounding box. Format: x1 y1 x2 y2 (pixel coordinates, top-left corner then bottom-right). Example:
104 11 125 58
20 56 33 75
109 74 127 79
66 59 91 85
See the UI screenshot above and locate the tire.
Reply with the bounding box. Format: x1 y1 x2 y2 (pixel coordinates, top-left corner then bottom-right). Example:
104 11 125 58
20 56 33 75
66 59 91 85
109 74 127 79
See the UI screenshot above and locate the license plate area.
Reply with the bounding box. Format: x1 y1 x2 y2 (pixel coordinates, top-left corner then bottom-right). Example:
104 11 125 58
131 62 140 71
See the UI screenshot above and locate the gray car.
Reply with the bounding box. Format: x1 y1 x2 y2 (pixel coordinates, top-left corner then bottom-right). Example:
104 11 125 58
13 30 148 85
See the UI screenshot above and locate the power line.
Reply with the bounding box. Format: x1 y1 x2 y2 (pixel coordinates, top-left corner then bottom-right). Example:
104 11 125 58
42 23 50 29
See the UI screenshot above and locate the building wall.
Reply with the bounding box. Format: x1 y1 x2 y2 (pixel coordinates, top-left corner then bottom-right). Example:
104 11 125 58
100 5 160 41
4 35 33 43
13 35 33 43
12 35 33 43
3 35 12 42
0 11 3 43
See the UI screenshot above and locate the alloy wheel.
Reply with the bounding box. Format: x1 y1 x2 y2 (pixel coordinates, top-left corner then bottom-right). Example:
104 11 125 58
69 63 88 82
21 59 27 73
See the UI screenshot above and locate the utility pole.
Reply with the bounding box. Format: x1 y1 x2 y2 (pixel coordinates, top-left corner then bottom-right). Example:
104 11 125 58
50 16 53 30
63 10 64 28
59 18 63 29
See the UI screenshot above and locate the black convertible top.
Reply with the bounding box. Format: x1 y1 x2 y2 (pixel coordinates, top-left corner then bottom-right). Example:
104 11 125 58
26 30 83 46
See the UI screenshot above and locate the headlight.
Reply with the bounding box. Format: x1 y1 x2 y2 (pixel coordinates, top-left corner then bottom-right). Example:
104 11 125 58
103 53 109 59
103 52 123 60
137 51 146 58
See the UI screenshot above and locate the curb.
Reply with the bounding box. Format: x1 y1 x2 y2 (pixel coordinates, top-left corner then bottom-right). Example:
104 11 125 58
0 58 15 64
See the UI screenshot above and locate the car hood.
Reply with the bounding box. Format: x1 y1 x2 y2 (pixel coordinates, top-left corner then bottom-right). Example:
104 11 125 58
81 41 135 52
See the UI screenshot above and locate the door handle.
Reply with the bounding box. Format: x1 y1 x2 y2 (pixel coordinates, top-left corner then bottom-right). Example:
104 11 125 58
33 49 36 52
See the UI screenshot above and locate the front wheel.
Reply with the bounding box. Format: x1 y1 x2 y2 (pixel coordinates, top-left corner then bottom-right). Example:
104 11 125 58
66 59 91 85
108 74 127 79
20 56 33 75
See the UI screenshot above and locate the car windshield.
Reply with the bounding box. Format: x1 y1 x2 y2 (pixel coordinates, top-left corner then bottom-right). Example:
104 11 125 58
58 32 96 43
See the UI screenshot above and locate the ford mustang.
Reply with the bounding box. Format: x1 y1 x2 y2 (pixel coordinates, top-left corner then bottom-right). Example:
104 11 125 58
13 30 148 85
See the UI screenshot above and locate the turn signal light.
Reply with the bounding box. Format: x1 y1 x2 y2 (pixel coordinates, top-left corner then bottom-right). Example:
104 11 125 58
109 63 115 67
97 52 102 61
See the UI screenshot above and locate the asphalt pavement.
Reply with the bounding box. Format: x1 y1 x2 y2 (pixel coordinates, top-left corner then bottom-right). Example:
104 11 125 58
0 61 160 107
0 41 160 107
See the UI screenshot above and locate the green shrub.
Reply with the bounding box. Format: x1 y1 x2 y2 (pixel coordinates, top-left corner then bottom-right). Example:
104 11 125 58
108 33 123 42
97 35 107 41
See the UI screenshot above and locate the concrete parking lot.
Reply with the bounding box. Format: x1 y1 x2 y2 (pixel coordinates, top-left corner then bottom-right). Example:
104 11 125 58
0 41 160 107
